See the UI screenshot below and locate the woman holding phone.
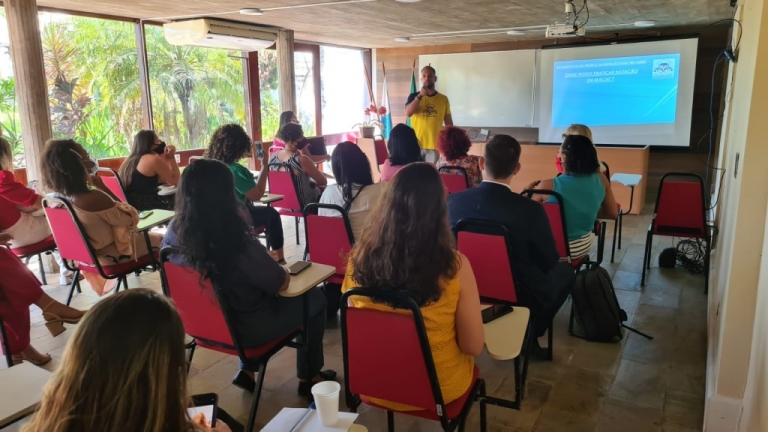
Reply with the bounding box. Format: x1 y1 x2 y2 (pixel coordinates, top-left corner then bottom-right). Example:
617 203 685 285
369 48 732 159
268 123 327 207
119 130 180 211
22 289 237 432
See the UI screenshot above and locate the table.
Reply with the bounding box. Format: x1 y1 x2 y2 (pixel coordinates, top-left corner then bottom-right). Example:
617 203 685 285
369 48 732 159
280 263 335 298
260 193 284 205
0 363 52 428
610 173 643 262
136 209 175 232
482 305 530 361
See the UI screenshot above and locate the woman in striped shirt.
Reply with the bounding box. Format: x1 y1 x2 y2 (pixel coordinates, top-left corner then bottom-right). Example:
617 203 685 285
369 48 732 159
268 123 327 207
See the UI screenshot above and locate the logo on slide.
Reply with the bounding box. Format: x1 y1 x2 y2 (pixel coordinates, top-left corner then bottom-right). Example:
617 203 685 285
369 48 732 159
652 59 676 77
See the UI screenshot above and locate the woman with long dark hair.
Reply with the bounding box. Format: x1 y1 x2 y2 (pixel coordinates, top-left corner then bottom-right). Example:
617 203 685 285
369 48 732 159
162 159 334 397
22 289 234 432
205 124 285 263
318 142 382 241
119 130 180 211
380 123 424 182
272 111 299 150
341 163 484 411
530 135 618 258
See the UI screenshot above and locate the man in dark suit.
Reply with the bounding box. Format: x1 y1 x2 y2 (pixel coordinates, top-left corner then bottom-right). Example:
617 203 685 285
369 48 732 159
447 134 574 357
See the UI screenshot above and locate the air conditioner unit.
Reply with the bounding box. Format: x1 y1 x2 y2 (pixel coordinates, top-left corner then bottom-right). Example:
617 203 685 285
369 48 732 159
163 19 276 51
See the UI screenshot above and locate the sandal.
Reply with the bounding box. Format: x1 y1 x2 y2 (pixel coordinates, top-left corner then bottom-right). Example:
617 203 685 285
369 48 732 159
41 300 83 337
12 352 52 366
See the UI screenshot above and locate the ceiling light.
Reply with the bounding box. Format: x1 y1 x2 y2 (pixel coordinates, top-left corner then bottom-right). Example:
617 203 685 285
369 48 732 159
394 37 411 42
507 30 526 35
634 20 656 27
240 8 264 15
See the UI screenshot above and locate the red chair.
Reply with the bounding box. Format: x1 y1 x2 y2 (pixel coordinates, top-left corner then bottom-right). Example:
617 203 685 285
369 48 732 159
96 168 128 203
159 247 302 432
523 190 586 270
438 166 470 194
42 196 153 305
11 236 57 285
341 288 488 431
0 315 13 367
268 163 306 245
302 203 354 284
642 173 711 293
453 219 535 401
374 139 389 172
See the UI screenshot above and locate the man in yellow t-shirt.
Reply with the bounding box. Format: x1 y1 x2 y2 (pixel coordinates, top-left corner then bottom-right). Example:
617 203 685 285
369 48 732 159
405 66 454 164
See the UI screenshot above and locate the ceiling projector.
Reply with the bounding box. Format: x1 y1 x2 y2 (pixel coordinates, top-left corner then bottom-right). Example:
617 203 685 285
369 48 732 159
546 23 585 38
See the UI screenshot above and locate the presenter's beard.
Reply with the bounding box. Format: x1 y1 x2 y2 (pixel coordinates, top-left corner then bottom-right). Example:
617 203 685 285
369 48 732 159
425 83 435 90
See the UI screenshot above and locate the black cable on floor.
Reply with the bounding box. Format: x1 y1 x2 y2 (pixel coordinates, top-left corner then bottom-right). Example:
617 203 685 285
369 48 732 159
676 239 706 274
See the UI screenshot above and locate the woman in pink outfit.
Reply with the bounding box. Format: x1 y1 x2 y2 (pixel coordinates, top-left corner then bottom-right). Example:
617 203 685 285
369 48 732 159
0 232 84 365
380 124 424 182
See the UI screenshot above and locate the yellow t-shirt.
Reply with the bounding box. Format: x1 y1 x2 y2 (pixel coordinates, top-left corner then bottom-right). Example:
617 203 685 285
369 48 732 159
341 257 474 412
408 92 451 150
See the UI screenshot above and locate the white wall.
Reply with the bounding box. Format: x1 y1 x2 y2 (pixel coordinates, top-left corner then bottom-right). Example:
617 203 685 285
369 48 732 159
705 0 768 429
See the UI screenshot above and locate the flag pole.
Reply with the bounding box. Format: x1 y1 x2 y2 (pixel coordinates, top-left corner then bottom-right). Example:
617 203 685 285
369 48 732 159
363 61 379 121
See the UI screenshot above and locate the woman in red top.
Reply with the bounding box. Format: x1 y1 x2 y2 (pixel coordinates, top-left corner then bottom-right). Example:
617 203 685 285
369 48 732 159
0 232 84 365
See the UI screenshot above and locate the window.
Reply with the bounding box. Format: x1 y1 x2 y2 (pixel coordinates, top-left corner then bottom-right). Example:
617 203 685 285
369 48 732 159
259 49 280 141
0 7 23 166
39 12 141 159
320 46 366 135
145 25 246 150
295 50 317 135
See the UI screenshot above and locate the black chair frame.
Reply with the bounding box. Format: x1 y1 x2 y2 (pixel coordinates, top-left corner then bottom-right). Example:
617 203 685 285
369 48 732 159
452 218 533 407
159 247 307 432
269 162 310 245
341 289 491 432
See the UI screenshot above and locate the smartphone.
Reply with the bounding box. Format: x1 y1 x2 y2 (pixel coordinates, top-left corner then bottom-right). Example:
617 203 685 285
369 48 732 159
481 304 514 324
288 260 312 275
255 141 264 159
139 210 154 219
188 393 218 428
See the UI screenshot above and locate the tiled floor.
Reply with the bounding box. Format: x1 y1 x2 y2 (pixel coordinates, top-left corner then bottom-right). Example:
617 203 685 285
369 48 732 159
4 205 708 432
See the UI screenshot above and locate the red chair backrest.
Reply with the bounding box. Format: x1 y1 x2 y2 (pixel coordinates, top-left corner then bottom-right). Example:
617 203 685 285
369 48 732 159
344 304 438 411
374 139 389 166
541 202 570 261
304 206 353 276
457 231 517 304
176 148 205 167
440 173 468 194
268 168 302 211
654 175 706 236
102 176 127 203
160 257 235 347
43 201 97 266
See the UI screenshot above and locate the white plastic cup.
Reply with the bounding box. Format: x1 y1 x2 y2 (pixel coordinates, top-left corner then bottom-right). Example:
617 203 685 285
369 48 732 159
311 381 341 426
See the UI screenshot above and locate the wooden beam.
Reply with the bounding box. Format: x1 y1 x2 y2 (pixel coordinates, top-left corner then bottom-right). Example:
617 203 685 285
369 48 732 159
134 22 153 130
244 51 262 170
311 44 322 136
5 0 51 181
277 29 296 114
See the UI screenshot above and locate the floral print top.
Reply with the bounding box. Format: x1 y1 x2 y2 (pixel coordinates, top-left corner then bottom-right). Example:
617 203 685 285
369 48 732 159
436 155 483 188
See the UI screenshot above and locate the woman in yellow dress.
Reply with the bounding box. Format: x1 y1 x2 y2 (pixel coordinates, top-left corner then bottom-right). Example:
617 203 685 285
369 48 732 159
341 162 485 411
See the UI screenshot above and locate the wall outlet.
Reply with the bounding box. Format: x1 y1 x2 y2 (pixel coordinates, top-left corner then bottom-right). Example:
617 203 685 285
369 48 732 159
175 154 181 164
734 152 740 178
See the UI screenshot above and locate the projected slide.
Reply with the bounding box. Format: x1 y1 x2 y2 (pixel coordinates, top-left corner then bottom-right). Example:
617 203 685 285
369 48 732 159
551 54 681 128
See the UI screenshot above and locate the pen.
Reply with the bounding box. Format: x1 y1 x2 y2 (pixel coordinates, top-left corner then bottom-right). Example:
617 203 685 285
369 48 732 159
289 402 316 432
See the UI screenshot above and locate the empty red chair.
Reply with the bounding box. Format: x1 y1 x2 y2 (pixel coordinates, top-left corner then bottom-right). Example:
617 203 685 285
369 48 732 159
268 164 305 244
642 173 711 293
303 203 354 284
42 197 153 305
159 247 301 432
453 218 534 400
11 236 57 285
96 168 128 203
341 288 488 431
438 166 470 195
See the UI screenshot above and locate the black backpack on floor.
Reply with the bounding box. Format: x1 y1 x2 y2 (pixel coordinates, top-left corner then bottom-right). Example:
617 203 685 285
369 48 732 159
570 261 627 342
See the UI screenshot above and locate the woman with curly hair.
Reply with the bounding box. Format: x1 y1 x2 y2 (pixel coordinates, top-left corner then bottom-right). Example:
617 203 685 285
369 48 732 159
205 124 285 263
436 126 482 188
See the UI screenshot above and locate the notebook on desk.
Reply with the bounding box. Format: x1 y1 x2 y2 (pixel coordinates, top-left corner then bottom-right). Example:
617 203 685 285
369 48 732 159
262 408 358 432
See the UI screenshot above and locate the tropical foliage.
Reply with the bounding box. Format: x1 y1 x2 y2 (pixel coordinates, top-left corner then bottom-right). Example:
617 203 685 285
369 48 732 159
1 11 281 165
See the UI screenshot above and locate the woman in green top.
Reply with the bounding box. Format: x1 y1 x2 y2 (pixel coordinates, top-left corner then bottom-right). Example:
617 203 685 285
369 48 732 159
205 124 285 263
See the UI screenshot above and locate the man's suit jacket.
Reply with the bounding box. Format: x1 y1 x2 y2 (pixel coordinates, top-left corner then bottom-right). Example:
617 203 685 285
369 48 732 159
447 181 562 307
